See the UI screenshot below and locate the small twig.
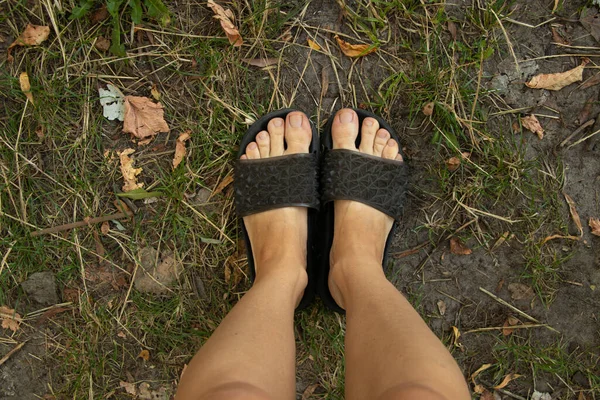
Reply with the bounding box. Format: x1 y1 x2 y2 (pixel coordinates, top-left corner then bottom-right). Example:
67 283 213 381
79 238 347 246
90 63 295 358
560 119 595 147
566 128 600 149
479 288 560 334
463 324 549 334
31 211 133 237
0 341 27 366
392 242 429 258
491 9 520 75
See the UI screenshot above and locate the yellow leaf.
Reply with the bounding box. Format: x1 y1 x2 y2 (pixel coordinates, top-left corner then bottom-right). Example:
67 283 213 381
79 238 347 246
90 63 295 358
212 173 234 196
118 149 143 192
589 217 600 236
0 305 21 332
138 349 150 361
207 0 243 47
526 59 588 91
451 325 463 348
19 72 34 105
307 38 321 51
334 35 376 57
123 96 170 139
470 363 493 384
520 115 544 140
150 84 160 101
173 131 191 169
7 24 50 62
493 373 521 389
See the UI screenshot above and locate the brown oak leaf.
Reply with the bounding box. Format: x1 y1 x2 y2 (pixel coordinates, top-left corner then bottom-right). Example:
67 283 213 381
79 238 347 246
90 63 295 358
7 24 50 62
520 115 544 139
207 0 243 47
123 96 170 139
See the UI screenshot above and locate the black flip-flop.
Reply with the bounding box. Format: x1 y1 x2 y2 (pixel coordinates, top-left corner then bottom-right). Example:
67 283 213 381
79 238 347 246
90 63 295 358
317 109 409 313
234 109 319 310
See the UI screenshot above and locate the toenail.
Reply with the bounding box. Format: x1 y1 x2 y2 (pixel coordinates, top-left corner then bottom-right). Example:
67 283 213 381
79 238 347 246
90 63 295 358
388 140 397 147
364 118 374 127
258 132 266 139
289 114 303 127
273 118 283 127
377 130 388 138
339 110 354 124
248 143 257 150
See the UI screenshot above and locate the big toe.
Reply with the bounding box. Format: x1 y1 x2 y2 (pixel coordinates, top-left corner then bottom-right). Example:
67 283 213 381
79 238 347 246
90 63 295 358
284 111 312 155
331 108 359 150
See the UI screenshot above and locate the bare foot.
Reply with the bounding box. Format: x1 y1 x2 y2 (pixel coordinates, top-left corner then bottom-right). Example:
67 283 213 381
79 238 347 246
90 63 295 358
240 111 313 299
327 108 403 309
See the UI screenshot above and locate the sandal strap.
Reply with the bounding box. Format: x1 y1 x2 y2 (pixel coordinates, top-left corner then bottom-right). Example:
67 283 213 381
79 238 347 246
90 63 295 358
235 153 319 217
321 149 408 220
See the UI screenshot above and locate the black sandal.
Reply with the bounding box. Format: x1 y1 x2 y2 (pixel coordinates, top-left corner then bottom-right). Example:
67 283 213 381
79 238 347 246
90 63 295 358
317 109 409 313
234 109 319 310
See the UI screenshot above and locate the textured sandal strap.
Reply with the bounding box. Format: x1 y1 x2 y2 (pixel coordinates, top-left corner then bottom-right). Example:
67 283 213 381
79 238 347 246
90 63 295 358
235 153 319 217
321 149 408 220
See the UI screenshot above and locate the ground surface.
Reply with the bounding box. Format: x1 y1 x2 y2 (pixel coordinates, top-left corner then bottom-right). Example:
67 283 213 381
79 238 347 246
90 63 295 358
1 0 599 399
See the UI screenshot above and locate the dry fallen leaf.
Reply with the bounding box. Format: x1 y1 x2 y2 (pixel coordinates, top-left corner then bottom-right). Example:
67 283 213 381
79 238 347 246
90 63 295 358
99 84 125 121
589 217 600 236
7 24 51 62
123 96 170 139
451 326 463 349
564 193 583 236
118 148 143 192
437 300 447 316
307 38 321 50
334 35 376 57
541 234 580 245
507 283 534 301
531 391 552 400
480 390 495 400
138 383 169 400
91 5 110 24
502 316 520 336
473 384 486 394
19 72 34 105
447 21 458 41
493 373 521 389
526 59 588 91
470 363 493 384
0 306 21 332
150 84 161 101
173 131 191 169
207 0 243 47
320 67 330 99
551 26 570 45
35 125 44 139
580 8 600 43
212 173 234 196
101 221 110 235
241 58 279 68
138 349 150 361
301 384 319 400
450 237 472 255
95 36 110 52
120 381 137 396
520 115 544 140
447 157 460 172
581 71 600 89
423 102 435 116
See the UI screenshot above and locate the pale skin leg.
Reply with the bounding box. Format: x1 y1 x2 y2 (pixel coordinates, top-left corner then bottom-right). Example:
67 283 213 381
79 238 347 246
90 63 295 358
328 108 471 400
175 111 313 400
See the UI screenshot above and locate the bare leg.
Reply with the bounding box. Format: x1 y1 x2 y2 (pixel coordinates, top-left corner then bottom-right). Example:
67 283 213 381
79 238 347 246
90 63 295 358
328 109 470 400
176 112 314 400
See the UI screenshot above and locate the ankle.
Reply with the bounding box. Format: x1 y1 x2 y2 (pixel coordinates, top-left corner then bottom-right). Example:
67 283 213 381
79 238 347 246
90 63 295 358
328 258 385 309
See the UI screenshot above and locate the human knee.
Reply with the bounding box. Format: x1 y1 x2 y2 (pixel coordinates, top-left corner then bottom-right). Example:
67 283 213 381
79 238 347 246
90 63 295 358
199 381 274 400
378 383 447 400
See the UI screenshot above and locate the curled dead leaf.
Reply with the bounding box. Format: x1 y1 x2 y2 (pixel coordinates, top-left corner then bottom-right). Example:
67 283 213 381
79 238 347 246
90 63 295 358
118 149 143 192
307 38 321 50
301 384 319 400
451 326 463 349
520 115 544 140
447 157 460 172
0 306 21 332
589 217 600 236
138 349 150 361
564 193 583 236
447 21 458 41
173 131 191 169
423 102 434 116
450 237 472 255
470 363 493 384
213 173 234 196
19 72 34 105
526 59 588 91
150 84 161 101
493 373 521 389
437 300 446 316
123 96 170 139
207 0 243 47
101 221 110 235
7 24 50 62
334 35 376 57
120 381 137 395
502 316 520 336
